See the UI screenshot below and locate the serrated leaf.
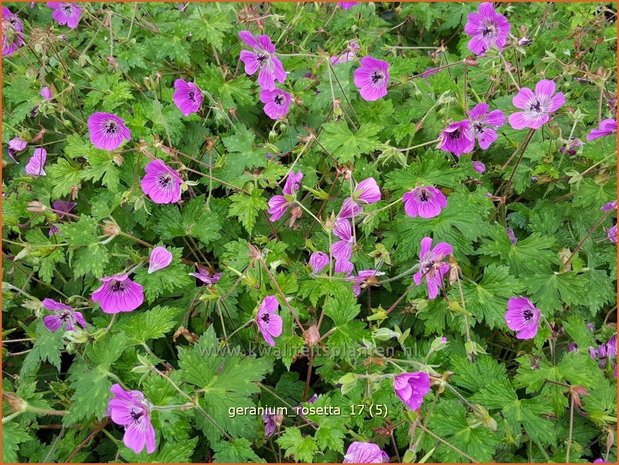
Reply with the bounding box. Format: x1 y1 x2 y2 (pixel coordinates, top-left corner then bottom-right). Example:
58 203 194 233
320 122 381 163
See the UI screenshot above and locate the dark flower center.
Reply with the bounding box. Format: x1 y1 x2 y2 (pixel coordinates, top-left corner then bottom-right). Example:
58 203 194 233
60 311 71 322
419 189 429 202
482 24 496 36
261 313 270 324
371 71 384 84
130 409 144 423
188 91 195 101
274 95 284 105
257 53 268 64
159 174 173 187
105 120 118 134
63 4 73 13
448 129 461 140
529 100 542 112
474 122 484 133
111 281 126 293
523 309 534 321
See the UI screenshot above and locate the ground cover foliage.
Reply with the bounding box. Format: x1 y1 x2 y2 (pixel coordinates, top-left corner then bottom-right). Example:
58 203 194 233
2 1 618 463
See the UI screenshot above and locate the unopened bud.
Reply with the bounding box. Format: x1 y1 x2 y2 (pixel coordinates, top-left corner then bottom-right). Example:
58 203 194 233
3 392 28 413
27 201 46 213
305 325 321 347
101 220 120 238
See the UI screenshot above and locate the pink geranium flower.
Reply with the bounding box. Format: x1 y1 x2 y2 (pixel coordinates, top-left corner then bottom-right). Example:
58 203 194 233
331 218 354 262
505 296 541 340
608 224 617 244
25 148 47 176
42 298 86 332
309 252 329 274
189 265 222 285
393 371 431 411
601 201 617 212
107 384 156 454
91 274 144 314
402 186 447 219
335 259 354 276
439 120 475 157
330 40 360 65
586 119 617 141
2 7 24 57
413 237 452 300
343 442 389 463
239 30 286 91
472 160 486 173
257 295 283 347
47 3 82 29
268 171 303 222
338 178 382 219
140 159 183 204
88 112 131 151
7 137 27 162
40 86 53 100
354 56 390 102
349 269 383 296
338 2 359 9
508 80 565 130
464 3 510 56
148 247 173 274
468 103 505 149
173 79 203 116
260 87 291 120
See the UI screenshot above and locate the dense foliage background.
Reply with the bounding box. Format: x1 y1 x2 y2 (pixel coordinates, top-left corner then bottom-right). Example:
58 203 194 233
2 2 617 463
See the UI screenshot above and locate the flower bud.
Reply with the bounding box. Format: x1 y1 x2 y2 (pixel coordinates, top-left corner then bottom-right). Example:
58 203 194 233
27 201 46 213
101 220 120 238
305 325 321 347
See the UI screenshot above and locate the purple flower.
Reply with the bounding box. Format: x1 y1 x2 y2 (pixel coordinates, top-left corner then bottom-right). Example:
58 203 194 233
189 265 222 285
393 371 431 411
343 442 389 463
354 56 390 102
559 138 583 157
25 148 47 176
593 459 608 464
472 160 486 173
439 120 475 157
464 2 510 56
607 334 617 358
257 295 283 347
148 247 173 274
413 237 452 300
40 86 52 100
421 67 440 80
601 200 617 212
47 3 82 29
608 225 617 244
263 409 282 438
239 30 286 91
349 269 383 296
586 119 617 141
568 342 578 352
330 40 360 65
7 137 27 162
260 87 291 120
91 274 144 314
508 80 565 130
505 296 541 340
173 79 203 116
354 178 381 204
506 227 518 245
338 197 362 220
309 252 329 274
52 199 77 218
49 224 60 237
268 171 303 222
107 384 156 454
402 186 447 219
42 298 86 332
88 112 131 151
332 218 354 262
335 259 354 276
590 344 609 368
140 159 183 204
338 2 358 9
2 7 24 57
468 103 505 149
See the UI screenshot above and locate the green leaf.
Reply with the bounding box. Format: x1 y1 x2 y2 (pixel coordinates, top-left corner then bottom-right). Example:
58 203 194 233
20 323 64 377
134 247 192 302
277 428 318 463
83 151 121 192
73 243 109 278
60 216 99 247
117 306 181 344
2 422 32 463
227 190 268 234
319 122 381 163
63 367 111 425
212 438 265 463
462 265 524 328
153 195 222 246
323 291 360 325
47 158 83 198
